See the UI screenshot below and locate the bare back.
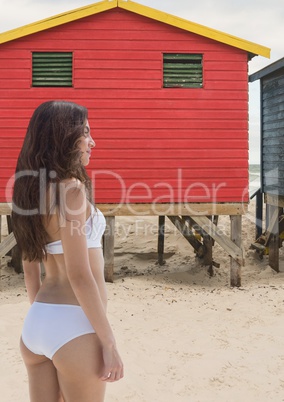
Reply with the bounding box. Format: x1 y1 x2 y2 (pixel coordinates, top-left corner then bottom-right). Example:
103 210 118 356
36 201 107 308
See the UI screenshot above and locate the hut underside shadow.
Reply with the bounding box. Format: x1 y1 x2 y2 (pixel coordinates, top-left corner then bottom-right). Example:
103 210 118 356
250 194 284 272
95 202 246 286
0 202 246 287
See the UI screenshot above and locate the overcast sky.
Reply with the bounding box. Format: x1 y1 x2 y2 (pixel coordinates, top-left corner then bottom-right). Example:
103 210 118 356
0 0 283 164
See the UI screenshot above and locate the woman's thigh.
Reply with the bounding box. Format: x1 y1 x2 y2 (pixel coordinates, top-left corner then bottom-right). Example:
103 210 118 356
52 333 106 402
20 338 61 402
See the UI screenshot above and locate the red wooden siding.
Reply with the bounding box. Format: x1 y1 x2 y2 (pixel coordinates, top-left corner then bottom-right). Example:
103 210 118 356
0 8 249 203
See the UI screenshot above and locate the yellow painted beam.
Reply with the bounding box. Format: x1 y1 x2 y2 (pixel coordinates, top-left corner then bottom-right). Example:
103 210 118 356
0 0 270 59
0 0 117 44
118 0 270 58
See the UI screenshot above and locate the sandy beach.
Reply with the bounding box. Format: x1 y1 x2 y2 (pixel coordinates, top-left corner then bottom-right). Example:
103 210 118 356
1 200 284 402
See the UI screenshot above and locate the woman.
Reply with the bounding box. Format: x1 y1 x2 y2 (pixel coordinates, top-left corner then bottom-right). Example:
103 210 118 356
12 100 123 402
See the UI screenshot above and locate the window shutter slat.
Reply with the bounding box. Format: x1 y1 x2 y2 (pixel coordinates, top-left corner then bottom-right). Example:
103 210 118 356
163 54 203 88
32 52 73 87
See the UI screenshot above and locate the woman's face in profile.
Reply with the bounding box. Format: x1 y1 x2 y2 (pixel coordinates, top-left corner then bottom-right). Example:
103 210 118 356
78 120 95 166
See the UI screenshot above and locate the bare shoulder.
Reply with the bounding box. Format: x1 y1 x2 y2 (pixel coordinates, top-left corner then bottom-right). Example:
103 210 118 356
60 177 85 189
59 178 86 195
58 178 87 222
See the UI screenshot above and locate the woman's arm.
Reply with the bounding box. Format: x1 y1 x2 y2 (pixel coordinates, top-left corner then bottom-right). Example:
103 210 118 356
22 260 41 304
59 180 123 382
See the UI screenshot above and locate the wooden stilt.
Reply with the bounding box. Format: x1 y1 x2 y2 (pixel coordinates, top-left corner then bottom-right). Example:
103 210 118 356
103 216 115 283
202 233 213 266
5 215 22 273
0 232 16 259
192 215 243 266
0 215 1 268
167 215 205 257
157 216 165 265
201 216 216 267
267 204 280 272
269 234 279 272
186 215 220 270
230 215 242 287
6 215 12 256
11 246 23 273
265 205 280 248
212 215 218 245
255 189 263 240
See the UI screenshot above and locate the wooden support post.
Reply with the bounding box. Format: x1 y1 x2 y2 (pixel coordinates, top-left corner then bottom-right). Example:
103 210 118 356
201 215 215 267
11 246 23 273
103 216 115 283
192 215 243 266
255 189 263 240
269 234 279 272
5 215 22 272
6 215 12 256
157 216 165 265
185 215 212 264
167 215 205 257
203 216 219 272
0 232 17 259
202 233 213 266
212 216 218 245
265 205 280 247
230 215 242 287
267 204 280 272
0 215 1 268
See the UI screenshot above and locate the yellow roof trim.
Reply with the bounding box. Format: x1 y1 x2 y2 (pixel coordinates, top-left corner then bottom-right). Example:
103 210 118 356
0 0 117 45
0 0 270 58
118 0 270 58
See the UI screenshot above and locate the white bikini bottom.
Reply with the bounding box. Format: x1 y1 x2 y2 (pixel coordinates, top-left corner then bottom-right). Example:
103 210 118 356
21 302 95 360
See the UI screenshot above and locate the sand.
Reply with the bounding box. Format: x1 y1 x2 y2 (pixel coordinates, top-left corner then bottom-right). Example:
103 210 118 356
1 201 284 402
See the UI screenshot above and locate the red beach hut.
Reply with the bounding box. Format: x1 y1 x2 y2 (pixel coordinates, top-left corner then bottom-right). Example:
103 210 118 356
0 0 270 284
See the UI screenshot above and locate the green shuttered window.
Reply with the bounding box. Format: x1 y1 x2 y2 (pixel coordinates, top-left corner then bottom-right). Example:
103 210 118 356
32 52 73 87
163 54 203 88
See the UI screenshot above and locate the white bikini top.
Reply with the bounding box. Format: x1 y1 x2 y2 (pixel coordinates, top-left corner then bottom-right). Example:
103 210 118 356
45 206 106 255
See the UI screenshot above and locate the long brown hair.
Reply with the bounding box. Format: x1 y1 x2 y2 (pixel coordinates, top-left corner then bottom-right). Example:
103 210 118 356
12 100 93 261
